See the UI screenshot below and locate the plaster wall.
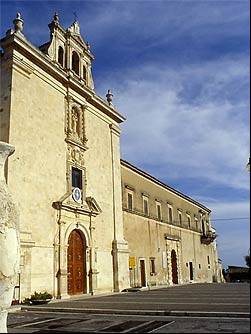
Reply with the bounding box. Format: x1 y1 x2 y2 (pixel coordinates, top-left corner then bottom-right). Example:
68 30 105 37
2 46 127 298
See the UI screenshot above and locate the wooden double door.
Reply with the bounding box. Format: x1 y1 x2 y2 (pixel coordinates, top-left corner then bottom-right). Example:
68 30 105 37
67 229 87 295
171 249 178 284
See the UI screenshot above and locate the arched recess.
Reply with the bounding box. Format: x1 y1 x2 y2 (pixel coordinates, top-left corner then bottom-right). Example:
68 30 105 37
72 51 80 75
67 229 87 295
82 65 87 82
171 249 178 284
58 46 64 67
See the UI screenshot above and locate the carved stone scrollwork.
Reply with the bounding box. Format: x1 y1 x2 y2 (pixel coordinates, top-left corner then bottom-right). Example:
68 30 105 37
65 97 88 151
67 144 85 166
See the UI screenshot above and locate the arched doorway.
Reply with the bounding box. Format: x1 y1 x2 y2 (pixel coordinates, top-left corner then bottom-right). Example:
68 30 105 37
67 229 87 295
171 249 178 284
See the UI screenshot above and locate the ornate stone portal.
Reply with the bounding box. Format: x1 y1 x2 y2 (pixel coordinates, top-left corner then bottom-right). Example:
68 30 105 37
0 142 20 333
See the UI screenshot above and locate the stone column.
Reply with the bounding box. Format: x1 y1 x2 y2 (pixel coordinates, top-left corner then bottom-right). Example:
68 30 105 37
0 142 20 333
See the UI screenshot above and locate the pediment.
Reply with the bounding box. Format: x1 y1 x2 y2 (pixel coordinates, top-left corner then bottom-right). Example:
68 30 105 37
52 192 101 217
72 34 88 49
67 21 88 50
86 197 102 215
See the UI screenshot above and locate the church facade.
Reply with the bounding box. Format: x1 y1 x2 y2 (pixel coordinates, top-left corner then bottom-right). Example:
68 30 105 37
0 14 222 301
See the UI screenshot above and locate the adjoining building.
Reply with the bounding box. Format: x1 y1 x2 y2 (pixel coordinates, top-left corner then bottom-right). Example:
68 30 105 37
0 13 222 301
121 160 220 287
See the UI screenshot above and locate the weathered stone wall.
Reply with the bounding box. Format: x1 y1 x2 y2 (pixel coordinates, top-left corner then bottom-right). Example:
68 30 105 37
121 163 219 287
0 56 12 144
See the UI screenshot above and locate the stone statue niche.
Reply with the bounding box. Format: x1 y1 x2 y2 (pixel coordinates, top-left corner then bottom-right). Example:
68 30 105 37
0 142 20 333
71 107 81 138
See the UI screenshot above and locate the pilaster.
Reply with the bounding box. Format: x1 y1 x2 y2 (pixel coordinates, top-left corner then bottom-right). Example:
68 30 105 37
109 123 130 291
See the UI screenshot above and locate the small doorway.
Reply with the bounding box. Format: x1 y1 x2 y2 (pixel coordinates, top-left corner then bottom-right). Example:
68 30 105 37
67 229 87 295
189 261 194 281
139 259 146 287
171 249 178 284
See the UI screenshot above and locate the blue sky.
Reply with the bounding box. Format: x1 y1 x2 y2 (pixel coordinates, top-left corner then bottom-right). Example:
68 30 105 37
1 0 250 268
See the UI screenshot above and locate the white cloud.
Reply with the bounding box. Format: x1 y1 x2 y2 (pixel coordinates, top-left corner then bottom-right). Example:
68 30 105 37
77 1 249 48
209 201 250 220
97 56 250 191
200 200 250 267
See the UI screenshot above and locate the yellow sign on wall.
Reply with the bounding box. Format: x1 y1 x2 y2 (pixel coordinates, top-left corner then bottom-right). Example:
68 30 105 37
129 256 136 269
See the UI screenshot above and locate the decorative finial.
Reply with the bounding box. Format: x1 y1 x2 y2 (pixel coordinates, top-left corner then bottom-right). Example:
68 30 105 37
53 12 59 23
106 90 113 105
13 12 24 33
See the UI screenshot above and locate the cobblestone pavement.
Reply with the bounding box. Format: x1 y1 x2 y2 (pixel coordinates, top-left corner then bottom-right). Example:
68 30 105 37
8 283 250 333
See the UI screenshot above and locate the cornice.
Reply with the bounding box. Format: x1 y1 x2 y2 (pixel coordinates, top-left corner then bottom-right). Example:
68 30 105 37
123 207 203 234
53 200 100 217
0 32 125 123
121 159 211 213
68 34 95 60
109 123 121 136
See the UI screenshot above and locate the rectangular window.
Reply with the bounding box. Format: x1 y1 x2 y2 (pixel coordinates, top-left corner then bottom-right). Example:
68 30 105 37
195 218 198 231
178 212 182 225
168 206 173 223
143 198 149 215
127 193 133 211
156 203 162 220
187 216 191 229
150 258 156 274
202 220 206 235
72 167 82 189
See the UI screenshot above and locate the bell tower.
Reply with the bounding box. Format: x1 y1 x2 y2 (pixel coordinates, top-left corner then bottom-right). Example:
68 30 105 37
39 13 95 89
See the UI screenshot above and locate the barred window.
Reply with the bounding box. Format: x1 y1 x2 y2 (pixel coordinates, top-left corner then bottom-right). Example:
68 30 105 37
127 193 133 211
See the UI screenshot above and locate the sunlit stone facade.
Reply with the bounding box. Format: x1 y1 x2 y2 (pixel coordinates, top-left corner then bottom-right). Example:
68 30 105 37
121 160 222 287
0 14 222 301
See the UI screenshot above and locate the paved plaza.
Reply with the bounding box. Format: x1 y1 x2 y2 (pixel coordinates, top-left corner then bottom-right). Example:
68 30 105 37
8 283 250 333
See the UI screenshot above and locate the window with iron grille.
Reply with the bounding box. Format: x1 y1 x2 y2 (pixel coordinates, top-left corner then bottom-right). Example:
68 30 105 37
178 212 182 225
168 206 173 223
143 198 149 215
156 204 162 220
127 193 133 211
150 258 156 274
